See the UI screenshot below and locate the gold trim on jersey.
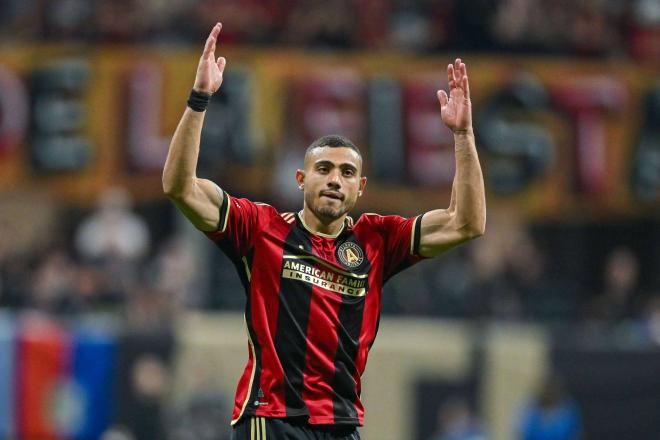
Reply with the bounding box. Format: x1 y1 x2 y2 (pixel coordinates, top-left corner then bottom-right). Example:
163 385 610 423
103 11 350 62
282 254 368 279
231 315 258 426
214 185 231 233
242 256 252 282
221 194 230 232
280 212 295 224
410 215 417 255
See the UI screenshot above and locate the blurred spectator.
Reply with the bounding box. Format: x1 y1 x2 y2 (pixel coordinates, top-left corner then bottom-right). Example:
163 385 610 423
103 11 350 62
75 186 150 263
467 243 522 320
491 0 534 51
429 396 488 440
27 245 123 314
389 4 430 52
568 0 623 56
514 374 582 440
73 187 151 309
151 234 203 309
93 0 141 42
505 232 578 321
463 211 524 320
283 0 356 49
29 247 77 313
585 246 641 322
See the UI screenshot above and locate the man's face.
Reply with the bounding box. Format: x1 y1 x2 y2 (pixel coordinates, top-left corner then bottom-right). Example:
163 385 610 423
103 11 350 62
296 146 367 221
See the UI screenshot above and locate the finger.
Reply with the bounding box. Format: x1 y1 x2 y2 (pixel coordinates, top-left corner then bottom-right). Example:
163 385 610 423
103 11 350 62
462 72 470 100
454 58 461 83
437 89 448 107
447 64 455 88
202 23 222 59
217 56 226 72
202 36 215 59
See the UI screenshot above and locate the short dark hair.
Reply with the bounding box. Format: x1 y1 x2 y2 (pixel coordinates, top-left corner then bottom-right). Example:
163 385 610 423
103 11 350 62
305 134 361 159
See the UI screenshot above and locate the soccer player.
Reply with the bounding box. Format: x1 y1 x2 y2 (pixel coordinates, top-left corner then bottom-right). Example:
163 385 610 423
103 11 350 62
163 23 485 440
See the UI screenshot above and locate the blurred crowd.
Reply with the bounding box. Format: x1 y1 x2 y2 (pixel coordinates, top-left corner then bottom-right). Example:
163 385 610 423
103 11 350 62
1 0 659 60
385 216 654 325
0 187 198 327
1 186 659 337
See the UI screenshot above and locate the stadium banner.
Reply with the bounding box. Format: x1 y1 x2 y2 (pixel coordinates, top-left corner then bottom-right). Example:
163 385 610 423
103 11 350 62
70 328 117 440
9 316 118 439
0 46 657 215
15 316 71 440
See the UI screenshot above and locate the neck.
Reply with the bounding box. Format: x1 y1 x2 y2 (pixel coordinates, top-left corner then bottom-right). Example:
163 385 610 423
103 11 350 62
300 206 345 237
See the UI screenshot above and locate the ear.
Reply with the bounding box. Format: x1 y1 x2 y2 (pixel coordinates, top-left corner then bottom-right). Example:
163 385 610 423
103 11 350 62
295 169 305 189
358 176 367 197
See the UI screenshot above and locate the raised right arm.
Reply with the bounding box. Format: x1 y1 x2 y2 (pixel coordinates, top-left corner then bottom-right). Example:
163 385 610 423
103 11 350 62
162 23 227 232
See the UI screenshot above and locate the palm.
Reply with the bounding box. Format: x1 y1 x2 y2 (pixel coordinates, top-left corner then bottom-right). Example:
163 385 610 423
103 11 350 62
193 23 227 95
437 59 472 132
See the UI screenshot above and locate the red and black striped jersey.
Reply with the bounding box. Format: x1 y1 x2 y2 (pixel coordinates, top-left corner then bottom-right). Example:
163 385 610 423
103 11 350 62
204 191 425 426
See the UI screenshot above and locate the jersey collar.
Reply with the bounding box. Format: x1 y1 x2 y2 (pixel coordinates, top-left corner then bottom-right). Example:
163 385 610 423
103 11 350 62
296 210 346 239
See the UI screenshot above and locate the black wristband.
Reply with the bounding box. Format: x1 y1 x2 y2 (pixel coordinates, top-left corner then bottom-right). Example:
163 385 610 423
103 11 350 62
187 89 212 112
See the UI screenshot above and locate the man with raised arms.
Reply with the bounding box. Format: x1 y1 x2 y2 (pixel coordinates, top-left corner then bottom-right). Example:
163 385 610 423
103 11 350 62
163 22 486 440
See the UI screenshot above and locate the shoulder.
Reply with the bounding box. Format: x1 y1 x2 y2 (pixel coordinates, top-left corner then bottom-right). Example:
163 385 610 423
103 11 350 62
253 201 279 216
217 193 284 233
352 213 400 235
226 194 279 217
354 212 412 228
354 212 385 226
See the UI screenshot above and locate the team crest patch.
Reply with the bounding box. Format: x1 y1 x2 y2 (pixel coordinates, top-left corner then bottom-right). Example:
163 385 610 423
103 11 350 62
336 242 364 269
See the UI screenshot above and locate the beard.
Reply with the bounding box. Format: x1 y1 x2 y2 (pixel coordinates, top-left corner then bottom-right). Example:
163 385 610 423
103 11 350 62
306 192 355 221
315 204 349 220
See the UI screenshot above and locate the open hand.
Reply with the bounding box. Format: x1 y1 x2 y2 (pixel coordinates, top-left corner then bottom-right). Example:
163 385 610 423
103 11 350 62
437 58 472 133
193 23 227 95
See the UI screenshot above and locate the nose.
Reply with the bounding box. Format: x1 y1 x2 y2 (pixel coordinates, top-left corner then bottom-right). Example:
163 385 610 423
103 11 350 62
327 169 341 188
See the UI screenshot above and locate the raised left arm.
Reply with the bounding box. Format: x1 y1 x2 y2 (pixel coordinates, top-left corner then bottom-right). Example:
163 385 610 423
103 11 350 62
418 58 486 258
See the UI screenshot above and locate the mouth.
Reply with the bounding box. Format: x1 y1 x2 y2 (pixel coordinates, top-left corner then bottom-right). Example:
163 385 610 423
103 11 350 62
320 191 344 201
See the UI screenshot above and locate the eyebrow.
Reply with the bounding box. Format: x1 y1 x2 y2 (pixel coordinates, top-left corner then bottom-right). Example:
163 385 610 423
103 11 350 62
314 160 358 172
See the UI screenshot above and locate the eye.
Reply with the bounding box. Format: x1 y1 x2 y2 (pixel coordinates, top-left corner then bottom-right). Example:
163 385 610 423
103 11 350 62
317 166 328 173
343 169 355 177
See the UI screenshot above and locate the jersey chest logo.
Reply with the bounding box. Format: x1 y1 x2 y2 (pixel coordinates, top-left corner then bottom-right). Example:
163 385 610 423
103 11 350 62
336 242 364 269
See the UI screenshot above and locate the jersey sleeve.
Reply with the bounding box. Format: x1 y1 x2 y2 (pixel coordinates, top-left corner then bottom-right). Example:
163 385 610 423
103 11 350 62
379 214 426 281
203 187 277 257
